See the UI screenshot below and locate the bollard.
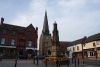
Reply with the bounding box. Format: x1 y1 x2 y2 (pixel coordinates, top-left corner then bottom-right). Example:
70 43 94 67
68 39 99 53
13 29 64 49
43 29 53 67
83 60 84 64
72 58 73 64
15 59 17 67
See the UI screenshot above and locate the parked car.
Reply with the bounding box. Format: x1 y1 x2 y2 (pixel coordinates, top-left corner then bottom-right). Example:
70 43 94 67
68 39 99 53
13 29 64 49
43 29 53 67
18 55 27 59
35 54 45 60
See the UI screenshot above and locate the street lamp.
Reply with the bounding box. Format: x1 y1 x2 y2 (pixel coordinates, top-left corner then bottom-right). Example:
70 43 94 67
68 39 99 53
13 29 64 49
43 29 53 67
33 49 35 64
15 48 18 67
94 42 97 60
81 36 87 64
36 50 39 65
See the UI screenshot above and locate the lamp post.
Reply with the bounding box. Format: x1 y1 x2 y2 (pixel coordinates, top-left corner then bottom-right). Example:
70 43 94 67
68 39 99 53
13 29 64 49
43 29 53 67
81 36 87 64
33 49 35 64
15 48 18 67
36 50 39 65
94 44 97 60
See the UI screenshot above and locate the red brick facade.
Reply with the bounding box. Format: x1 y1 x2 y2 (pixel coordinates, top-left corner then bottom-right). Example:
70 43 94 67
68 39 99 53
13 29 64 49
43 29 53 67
0 18 38 59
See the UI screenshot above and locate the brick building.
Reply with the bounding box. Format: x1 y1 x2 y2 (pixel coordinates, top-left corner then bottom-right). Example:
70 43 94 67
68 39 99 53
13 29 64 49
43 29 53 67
0 17 38 59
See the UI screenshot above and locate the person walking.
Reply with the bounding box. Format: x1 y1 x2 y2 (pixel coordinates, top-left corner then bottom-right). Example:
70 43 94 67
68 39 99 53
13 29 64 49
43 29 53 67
77 54 80 66
15 58 17 67
66 58 70 67
72 53 75 64
79 54 83 65
74 55 77 67
33 56 35 64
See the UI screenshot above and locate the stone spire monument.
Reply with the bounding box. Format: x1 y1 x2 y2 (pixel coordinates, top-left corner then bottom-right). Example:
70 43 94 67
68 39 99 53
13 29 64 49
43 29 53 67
51 22 60 57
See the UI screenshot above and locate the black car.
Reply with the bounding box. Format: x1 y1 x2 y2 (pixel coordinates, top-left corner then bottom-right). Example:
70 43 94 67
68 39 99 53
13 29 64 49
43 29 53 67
18 55 27 59
35 54 45 60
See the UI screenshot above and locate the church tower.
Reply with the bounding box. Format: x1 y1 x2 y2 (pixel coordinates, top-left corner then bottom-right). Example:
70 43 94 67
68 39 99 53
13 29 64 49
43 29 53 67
39 11 51 55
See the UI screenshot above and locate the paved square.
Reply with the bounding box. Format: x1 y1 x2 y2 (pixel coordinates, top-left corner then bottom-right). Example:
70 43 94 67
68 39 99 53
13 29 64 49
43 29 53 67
0 59 99 67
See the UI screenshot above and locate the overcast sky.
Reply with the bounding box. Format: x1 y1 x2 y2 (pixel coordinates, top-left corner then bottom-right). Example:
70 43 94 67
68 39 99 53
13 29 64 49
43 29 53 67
0 0 100 42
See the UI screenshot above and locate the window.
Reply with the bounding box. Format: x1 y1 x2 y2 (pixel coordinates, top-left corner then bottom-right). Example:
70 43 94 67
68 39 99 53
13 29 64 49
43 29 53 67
11 39 15 46
19 42 24 47
77 46 79 50
0 30 6 37
11 31 15 36
28 41 32 47
45 42 48 48
90 52 95 56
93 43 96 47
70 48 71 51
2 30 6 35
48 50 51 55
1 38 5 45
28 33 32 40
96 41 100 45
73 47 75 51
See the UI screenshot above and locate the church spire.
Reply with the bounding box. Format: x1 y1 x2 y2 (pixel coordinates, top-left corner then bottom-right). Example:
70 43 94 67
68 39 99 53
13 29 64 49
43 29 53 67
42 11 50 35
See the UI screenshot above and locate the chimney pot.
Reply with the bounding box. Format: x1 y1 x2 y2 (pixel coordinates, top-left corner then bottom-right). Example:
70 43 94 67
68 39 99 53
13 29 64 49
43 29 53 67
1 17 4 24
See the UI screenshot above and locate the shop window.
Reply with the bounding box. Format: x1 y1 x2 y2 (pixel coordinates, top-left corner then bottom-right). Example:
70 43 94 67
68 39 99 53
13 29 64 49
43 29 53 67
90 52 94 56
1 38 5 45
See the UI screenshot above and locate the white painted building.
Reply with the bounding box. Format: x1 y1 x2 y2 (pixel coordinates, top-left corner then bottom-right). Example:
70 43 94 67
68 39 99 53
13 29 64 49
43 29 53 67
67 38 83 58
67 33 100 59
83 40 100 58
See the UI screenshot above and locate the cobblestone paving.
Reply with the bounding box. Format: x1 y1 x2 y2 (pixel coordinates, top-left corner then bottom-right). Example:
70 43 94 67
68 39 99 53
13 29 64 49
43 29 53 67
0 59 99 67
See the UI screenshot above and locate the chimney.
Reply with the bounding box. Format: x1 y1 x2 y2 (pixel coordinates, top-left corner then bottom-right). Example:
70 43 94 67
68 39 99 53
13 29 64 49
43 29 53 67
36 27 38 30
36 27 38 33
1 17 4 24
